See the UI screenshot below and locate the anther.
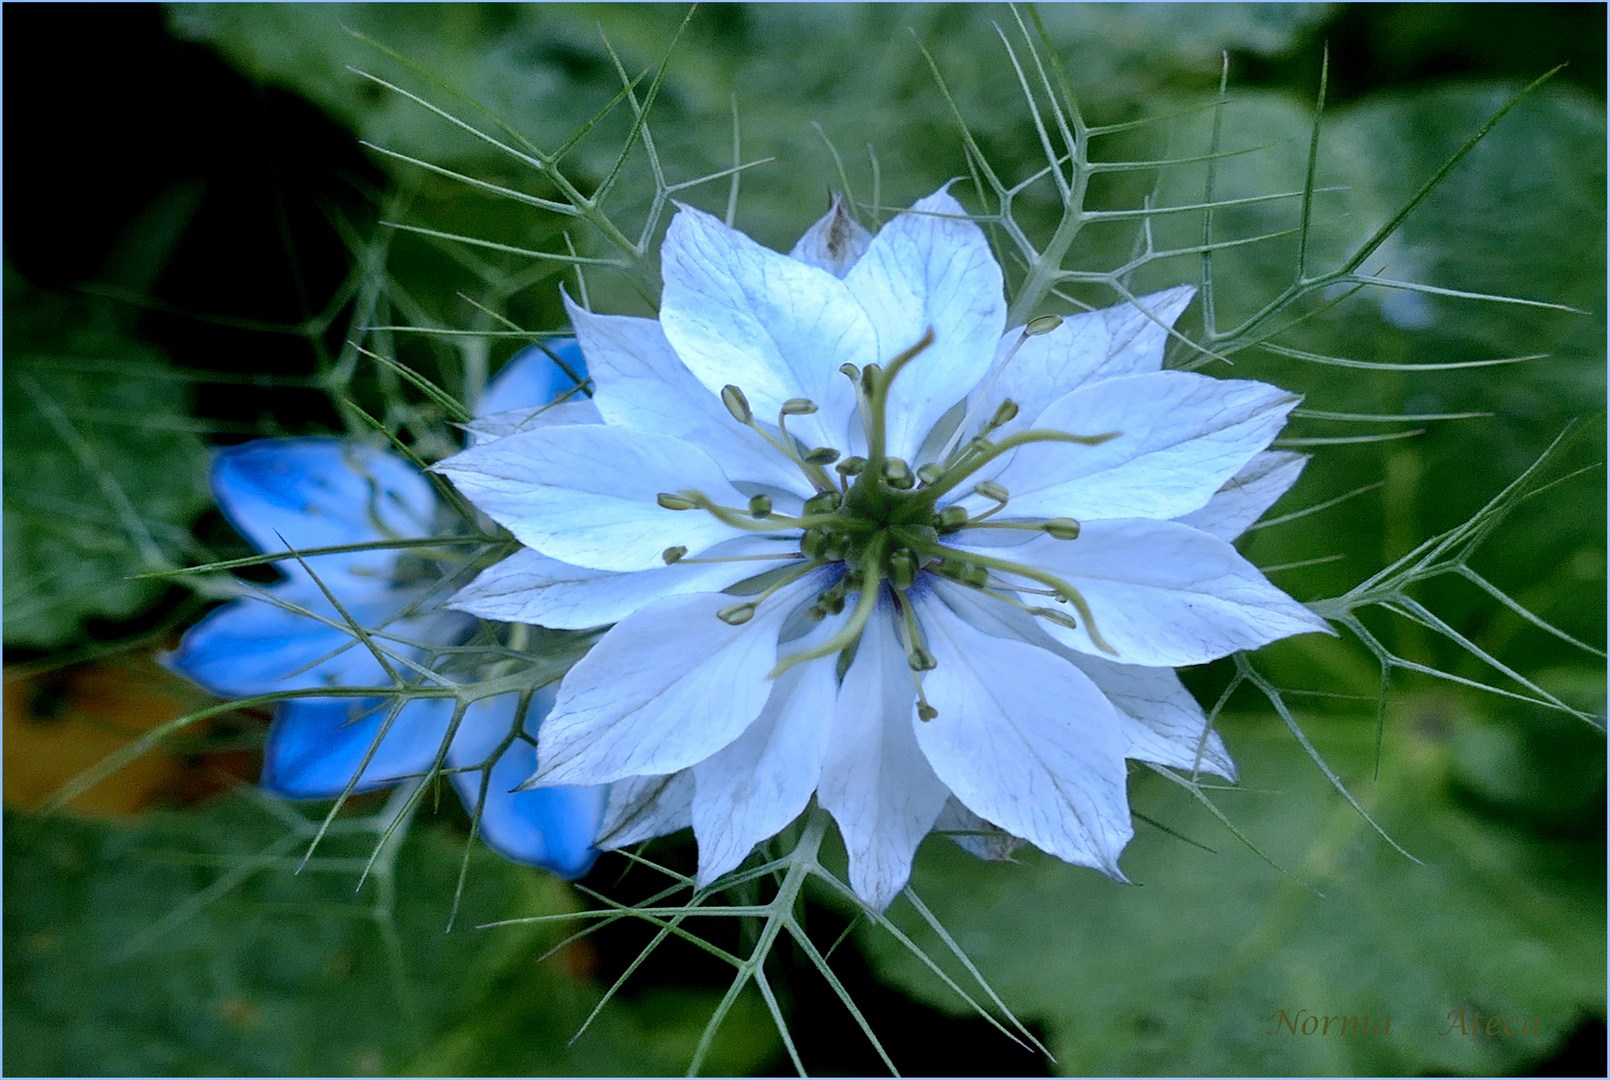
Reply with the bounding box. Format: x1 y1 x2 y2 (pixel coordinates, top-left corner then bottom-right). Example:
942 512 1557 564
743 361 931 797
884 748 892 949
721 385 752 425
803 491 840 516
781 398 818 416
916 463 943 485
917 702 939 722
836 455 867 477
936 505 970 532
1025 314 1063 336
662 545 688 564
1043 517 1081 540
657 492 698 510
839 362 861 382
805 447 840 465
748 495 773 518
887 549 918 590
1030 607 1079 630
907 646 938 672
717 602 757 626
957 564 989 588
883 458 915 490
800 530 828 560
860 363 883 394
974 481 1009 504
990 399 1019 427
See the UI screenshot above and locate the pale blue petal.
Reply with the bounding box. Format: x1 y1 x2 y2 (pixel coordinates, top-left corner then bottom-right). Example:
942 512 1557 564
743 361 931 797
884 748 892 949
434 424 753 572
261 697 451 798
660 203 867 452
210 439 438 580
447 692 606 878
477 339 589 419
842 188 1006 462
168 585 407 697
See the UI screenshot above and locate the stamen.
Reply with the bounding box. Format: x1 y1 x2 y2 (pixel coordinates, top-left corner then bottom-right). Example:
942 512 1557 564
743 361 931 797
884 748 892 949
721 384 753 425
1044 517 1081 540
770 538 888 679
719 387 836 493
718 602 756 625
836 456 867 477
938 314 1060 466
662 545 688 564
748 495 773 518
937 543 1116 655
672 551 807 565
916 463 943 486
658 492 699 510
974 481 1009 503
892 590 941 718
989 399 1020 428
883 458 915 490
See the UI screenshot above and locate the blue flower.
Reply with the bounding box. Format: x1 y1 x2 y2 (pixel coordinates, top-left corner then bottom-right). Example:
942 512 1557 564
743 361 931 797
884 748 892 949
171 342 606 878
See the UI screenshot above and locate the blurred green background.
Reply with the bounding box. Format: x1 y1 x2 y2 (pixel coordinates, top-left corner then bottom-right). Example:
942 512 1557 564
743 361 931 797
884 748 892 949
4 4 1604 1075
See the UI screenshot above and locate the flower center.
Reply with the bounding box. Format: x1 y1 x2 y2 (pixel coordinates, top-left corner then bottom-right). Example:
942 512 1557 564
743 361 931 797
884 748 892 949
656 326 1124 706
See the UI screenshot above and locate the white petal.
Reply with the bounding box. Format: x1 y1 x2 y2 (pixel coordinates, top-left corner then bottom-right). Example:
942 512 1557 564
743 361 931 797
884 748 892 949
932 798 1024 862
463 398 603 443
979 518 1331 667
1060 655 1237 781
842 188 1006 461
597 771 695 848
434 424 749 572
818 599 952 911
690 627 838 885
660 204 867 450
915 593 1134 877
923 577 1236 780
449 536 801 629
982 286 1196 434
788 195 872 277
564 296 811 495
1176 450 1308 541
532 580 819 785
994 371 1299 522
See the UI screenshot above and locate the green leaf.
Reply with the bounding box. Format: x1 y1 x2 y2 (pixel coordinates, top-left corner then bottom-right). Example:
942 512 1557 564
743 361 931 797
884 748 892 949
862 709 1605 1075
3 279 211 648
2 800 777 1076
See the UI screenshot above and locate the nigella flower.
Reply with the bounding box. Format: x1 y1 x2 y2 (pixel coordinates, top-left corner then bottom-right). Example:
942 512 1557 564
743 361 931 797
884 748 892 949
170 343 606 878
434 191 1331 908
